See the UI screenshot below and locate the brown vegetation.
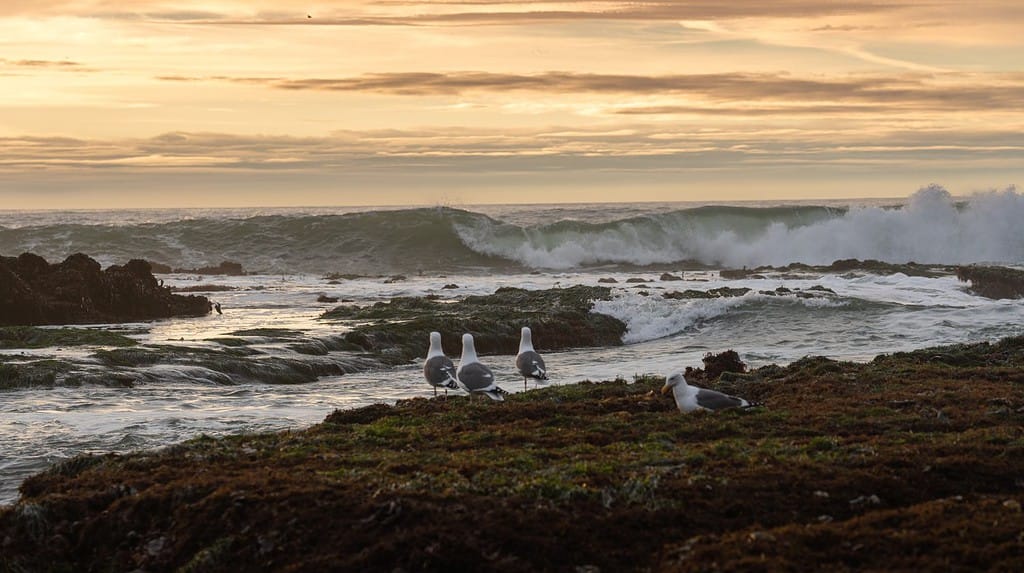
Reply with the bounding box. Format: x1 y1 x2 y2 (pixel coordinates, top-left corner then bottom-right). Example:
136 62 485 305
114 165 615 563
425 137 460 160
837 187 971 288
2 338 1022 571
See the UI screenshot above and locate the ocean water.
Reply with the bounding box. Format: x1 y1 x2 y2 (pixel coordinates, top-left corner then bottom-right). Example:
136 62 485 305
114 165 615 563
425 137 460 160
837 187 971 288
2 185 1023 505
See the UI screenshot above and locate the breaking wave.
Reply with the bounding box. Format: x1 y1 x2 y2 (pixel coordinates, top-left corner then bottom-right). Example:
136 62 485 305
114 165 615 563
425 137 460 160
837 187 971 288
457 186 1024 269
1 186 1021 274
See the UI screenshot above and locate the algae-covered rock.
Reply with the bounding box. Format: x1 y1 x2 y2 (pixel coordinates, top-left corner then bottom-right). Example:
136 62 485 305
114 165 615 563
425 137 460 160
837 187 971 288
957 265 1024 299
322 285 626 364
0 326 138 349
0 359 74 389
722 259 951 279
663 287 752 300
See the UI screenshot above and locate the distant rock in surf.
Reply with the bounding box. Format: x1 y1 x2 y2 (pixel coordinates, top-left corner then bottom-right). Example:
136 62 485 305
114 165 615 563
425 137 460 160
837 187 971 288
172 261 246 276
0 253 211 326
957 265 1024 299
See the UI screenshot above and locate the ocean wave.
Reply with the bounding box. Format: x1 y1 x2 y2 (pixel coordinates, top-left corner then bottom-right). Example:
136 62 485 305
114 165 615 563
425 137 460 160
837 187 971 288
457 185 1024 269
2 186 1022 274
0 207 513 275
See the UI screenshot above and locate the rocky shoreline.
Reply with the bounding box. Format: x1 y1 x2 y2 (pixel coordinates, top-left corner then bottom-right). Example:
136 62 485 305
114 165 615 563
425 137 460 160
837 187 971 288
2 337 1022 571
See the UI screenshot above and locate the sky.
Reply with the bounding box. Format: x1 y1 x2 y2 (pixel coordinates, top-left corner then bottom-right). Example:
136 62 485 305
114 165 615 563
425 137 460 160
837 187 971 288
1 0 1023 209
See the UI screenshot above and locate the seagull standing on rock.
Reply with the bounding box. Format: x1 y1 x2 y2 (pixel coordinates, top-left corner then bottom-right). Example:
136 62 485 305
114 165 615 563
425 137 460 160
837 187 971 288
456 333 508 401
516 326 548 390
423 331 459 399
661 371 751 412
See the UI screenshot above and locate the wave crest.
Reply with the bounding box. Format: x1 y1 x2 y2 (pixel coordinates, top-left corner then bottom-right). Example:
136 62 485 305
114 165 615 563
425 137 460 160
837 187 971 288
457 185 1024 269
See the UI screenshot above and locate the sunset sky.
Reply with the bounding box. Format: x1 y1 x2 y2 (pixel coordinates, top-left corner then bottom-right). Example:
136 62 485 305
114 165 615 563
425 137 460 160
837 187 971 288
1 1 1022 208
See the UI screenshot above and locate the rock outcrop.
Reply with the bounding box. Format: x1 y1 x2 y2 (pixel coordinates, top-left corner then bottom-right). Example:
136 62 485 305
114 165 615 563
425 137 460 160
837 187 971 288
322 285 626 364
0 253 211 326
957 265 1024 299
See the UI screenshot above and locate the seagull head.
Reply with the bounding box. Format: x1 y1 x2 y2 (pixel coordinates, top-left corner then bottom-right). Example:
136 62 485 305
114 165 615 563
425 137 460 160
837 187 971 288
460 333 478 362
661 371 686 395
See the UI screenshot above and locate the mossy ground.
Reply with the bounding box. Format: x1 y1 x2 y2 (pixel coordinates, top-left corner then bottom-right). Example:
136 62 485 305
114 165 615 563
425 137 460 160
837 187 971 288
2 338 1023 572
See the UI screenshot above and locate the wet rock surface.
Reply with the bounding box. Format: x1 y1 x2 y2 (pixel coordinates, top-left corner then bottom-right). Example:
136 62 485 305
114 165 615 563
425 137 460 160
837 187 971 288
321 285 627 365
2 336 1023 572
720 258 955 279
0 253 211 326
957 265 1024 299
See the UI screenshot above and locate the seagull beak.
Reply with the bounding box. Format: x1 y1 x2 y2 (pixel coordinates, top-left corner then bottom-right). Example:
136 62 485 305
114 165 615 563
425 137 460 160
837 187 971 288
660 384 670 395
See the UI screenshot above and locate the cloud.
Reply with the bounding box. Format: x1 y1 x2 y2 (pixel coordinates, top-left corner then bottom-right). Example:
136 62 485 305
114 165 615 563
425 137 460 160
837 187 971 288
0 1 901 24
153 70 1024 113
2 125 1021 176
0 58 84 68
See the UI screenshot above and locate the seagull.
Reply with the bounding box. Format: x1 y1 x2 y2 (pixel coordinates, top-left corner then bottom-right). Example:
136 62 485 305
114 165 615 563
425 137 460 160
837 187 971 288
456 333 508 401
516 326 548 390
661 371 751 412
423 331 459 399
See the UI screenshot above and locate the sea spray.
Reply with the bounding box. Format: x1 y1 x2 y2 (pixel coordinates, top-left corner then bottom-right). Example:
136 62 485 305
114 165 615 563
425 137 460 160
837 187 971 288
457 186 1024 269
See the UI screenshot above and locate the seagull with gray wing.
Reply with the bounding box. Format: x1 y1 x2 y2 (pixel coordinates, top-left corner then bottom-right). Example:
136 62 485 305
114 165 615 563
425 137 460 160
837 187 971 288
456 333 508 401
423 331 459 399
516 326 548 390
661 371 751 412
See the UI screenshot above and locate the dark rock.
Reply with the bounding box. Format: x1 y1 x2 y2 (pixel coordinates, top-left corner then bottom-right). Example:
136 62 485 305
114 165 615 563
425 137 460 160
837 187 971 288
957 265 1024 299
684 350 748 383
625 278 649 283
441 284 460 290
173 261 245 275
659 273 683 281
597 278 618 284
663 290 715 300
384 275 407 284
662 287 751 300
317 295 339 303
719 268 756 279
0 253 210 326
147 261 173 274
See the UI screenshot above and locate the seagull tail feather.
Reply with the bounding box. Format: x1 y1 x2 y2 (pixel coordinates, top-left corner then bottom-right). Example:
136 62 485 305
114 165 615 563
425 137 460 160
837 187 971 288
482 390 506 402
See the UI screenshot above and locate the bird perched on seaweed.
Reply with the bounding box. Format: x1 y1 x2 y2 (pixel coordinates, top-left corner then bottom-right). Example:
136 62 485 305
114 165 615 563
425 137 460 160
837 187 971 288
516 326 548 390
423 331 459 399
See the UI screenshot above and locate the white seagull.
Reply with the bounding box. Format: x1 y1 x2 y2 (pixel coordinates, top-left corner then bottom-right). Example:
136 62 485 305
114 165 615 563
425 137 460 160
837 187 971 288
423 331 459 399
515 326 548 390
456 333 508 401
661 371 751 412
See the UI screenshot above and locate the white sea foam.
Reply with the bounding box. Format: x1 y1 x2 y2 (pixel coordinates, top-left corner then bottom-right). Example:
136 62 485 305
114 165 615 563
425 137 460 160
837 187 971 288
593 291 754 344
